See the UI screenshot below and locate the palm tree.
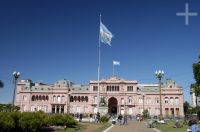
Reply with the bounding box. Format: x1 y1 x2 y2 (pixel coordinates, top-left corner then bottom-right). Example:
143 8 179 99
0 80 3 88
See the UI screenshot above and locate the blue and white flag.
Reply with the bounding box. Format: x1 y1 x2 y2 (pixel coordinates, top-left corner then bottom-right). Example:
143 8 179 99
100 22 113 46
113 60 120 66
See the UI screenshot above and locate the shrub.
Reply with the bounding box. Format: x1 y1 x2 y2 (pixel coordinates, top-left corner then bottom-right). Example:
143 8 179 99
19 112 48 132
100 115 109 123
49 114 77 127
0 112 15 132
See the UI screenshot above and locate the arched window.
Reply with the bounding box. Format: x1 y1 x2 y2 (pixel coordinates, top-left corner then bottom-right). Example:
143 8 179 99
32 95 35 101
170 97 173 105
121 98 125 105
70 96 74 102
165 97 169 104
23 95 27 101
74 96 77 102
78 96 81 102
128 96 132 104
138 97 143 104
42 95 45 101
85 96 88 102
146 97 151 104
81 96 84 102
39 95 42 100
61 95 65 102
94 96 97 104
53 95 56 102
36 95 38 101
57 96 61 102
175 97 179 105
46 96 49 101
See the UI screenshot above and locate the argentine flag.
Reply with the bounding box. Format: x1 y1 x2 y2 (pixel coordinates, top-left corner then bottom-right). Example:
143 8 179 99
113 60 120 66
100 22 113 46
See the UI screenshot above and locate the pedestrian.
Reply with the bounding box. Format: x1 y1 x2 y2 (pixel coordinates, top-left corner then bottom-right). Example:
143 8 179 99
191 119 199 132
118 114 122 125
79 113 83 122
97 112 100 123
123 114 128 125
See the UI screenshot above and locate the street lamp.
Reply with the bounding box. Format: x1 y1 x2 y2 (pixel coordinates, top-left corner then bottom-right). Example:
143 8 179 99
12 71 20 112
142 93 145 112
155 70 164 120
67 89 71 114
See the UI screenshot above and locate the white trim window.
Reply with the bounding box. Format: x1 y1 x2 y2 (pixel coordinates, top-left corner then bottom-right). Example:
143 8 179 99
128 96 132 104
175 97 179 105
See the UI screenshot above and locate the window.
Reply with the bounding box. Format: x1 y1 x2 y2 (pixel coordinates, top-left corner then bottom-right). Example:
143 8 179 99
31 106 35 112
44 105 48 111
32 95 35 101
121 98 124 104
52 105 55 113
175 97 179 105
85 96 88 102
155 97 159 103
93 86 98 91
53 95 56 102
42 95 45 101
23 95 27 101
128 96 132 104
170 97 174 105
37 105 42 111
57 96 61 103
94 96 97 104
127 86 133 91
165 97 169 104
61 95 65 102
70 96 74 102
139 97 143 103
61 106 64 113
146 97 151 104
106 85 119 91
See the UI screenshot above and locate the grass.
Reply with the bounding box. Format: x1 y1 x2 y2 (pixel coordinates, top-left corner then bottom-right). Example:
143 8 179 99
154 121 194 132
93 123 111 132
54 122 111 132
54 123 86 132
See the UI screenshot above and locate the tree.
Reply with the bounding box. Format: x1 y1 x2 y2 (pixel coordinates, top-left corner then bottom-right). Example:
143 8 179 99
142 109 149 119
184 101 191 114
191 55 200 96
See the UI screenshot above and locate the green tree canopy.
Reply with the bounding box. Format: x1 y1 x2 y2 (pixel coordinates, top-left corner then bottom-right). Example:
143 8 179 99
184 101 191 114
192 55 200 96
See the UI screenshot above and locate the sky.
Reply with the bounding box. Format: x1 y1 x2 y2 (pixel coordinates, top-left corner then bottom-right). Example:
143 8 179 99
0 0 200 104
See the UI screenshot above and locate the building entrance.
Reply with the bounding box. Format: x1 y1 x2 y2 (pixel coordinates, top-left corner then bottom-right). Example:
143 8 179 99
108 97 118 114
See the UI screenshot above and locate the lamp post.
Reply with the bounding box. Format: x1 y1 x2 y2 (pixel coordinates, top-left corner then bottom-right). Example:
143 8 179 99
12 71 20 112
142 93 145 112
155 70 164 120
67 89 71 114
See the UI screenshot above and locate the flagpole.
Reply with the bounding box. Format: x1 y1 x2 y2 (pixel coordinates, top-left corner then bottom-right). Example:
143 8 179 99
112 61 114 76
97 14 101 113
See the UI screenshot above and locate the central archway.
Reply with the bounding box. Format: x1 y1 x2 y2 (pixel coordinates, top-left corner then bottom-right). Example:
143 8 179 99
108 97 118 114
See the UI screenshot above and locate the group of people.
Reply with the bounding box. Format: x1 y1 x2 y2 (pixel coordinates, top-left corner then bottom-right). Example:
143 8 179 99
90 112 100 123
117 114 128 125
188 119 199 132
173 119 199 132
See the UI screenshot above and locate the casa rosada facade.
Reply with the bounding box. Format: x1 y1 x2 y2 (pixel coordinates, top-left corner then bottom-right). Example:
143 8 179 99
15 76 184 118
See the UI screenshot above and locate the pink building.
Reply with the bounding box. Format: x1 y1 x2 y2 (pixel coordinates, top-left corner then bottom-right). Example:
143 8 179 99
15 76 184 118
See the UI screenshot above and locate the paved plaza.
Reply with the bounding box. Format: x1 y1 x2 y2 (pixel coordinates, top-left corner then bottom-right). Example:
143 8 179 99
106 120 160 132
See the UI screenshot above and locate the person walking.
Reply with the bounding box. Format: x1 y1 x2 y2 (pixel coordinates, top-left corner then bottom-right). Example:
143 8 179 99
97 112 100 123
123 114 128 125
118 114 123 125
